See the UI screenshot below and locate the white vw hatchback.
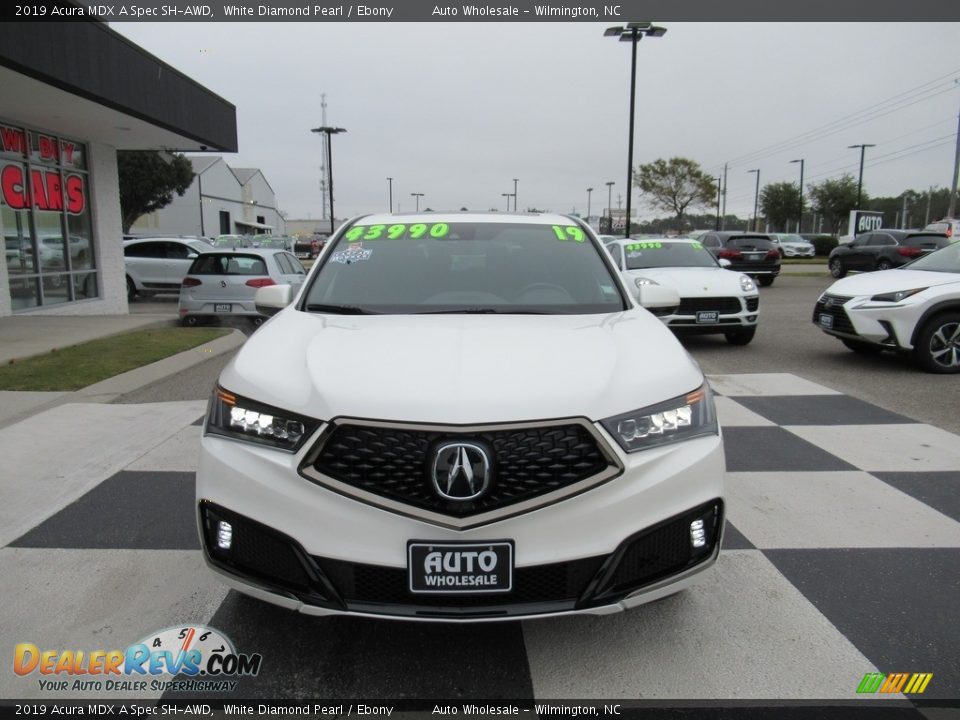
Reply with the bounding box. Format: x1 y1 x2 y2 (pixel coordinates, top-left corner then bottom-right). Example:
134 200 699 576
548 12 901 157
197 213 725 620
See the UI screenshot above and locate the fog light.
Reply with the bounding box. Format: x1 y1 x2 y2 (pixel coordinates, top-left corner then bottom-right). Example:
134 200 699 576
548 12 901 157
217 521 233 550
690 519 706 548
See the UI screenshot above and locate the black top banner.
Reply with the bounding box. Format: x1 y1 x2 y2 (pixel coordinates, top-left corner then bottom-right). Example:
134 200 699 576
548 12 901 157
5 0 960 21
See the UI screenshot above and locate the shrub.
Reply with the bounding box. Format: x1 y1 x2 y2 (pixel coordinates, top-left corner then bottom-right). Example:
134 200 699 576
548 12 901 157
810 235 838 257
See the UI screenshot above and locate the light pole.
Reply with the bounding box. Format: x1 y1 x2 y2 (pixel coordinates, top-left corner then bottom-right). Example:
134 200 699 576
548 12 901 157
748 169 760 232
790 159 804 232
502 193 512 212
410 192 424 212
310 126 346 234
605 181 615 232
387 177 393 213
604 22 667 239
715 177 722 231
586 187 593 220
513 178 519 212
848 144 875 210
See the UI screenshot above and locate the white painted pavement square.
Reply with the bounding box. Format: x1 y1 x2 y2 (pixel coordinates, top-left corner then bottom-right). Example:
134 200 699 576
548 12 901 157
0 548 229 700
726 471 960 549
0 401 207 547
707 373 842 397
785 424 960 472
522 551 878 699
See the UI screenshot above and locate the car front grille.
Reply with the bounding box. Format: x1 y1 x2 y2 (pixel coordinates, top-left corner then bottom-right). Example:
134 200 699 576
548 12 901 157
745 297 760 312
676 297 743 315
813 294 856 335
307 420 614 519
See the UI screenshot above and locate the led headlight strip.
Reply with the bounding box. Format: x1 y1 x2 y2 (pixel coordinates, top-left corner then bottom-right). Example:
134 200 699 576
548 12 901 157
205 387 319 452
601 383 718 453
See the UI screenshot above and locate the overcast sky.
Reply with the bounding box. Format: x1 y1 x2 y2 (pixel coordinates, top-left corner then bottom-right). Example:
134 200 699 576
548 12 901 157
114 22 960 223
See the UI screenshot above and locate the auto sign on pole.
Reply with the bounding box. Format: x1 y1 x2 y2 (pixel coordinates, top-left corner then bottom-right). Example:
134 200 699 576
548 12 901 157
848 210 883 237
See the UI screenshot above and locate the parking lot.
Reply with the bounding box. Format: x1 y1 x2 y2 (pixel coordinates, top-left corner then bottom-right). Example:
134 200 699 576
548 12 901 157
3 274 959 703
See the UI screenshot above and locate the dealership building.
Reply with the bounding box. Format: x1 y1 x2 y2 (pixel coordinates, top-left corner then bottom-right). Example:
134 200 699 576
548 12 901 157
0 21 237 317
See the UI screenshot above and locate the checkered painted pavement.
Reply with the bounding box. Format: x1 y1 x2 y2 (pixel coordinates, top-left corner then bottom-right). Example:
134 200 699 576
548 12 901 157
2 374 958 703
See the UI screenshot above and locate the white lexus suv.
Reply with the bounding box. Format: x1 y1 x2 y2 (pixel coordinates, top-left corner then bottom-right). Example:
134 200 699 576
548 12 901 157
197 213 725 620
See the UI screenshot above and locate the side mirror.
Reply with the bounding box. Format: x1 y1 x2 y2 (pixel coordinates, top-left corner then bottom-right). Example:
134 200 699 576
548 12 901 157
254 284 294 317
634 284 680 313
718 258 732 268
187 252 198 259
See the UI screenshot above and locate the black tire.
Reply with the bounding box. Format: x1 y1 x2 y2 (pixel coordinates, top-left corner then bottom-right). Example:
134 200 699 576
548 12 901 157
876 258 893 271
251 316 266 327
725 327 756 346
914 312 960 374
829 258 846 279
841 338 882 354
758 276 775 287
126 276 136 302
181 315 200 327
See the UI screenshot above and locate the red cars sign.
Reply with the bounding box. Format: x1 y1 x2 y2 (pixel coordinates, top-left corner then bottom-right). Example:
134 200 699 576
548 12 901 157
1 164 85 214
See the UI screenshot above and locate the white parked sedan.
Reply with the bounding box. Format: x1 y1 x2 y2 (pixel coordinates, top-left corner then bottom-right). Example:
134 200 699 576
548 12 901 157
812 241 960 373
606 238 760 345
178 248 306 326
196 213 724 621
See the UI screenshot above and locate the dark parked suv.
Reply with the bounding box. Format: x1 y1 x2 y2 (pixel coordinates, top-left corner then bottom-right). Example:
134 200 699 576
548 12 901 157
699 232 781 286
828 230 951 278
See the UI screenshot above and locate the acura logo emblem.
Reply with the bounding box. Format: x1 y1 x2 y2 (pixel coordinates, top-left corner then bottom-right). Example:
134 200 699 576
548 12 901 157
432 442 491 501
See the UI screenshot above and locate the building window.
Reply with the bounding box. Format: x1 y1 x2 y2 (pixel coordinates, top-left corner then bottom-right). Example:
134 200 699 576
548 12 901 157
1 121 97 310
219 211 230 234
256 215 265 225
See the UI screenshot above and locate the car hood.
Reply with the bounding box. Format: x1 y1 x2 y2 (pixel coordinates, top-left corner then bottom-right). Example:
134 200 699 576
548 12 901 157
621 267 751 296
824 268 960 296
219 308 704 424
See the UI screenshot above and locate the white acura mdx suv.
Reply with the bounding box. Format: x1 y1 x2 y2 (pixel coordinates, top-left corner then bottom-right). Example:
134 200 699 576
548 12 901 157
197 213 725 620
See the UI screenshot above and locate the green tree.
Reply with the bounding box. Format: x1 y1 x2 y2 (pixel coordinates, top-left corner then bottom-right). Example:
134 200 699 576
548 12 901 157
635 157 717 230
118 151 195 233
807 174 863 235
760 182 801 232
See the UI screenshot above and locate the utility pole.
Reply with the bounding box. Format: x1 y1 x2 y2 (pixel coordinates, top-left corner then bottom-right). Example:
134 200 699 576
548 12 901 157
721 162 728 230
949 80 960 218
318 93 328 221
901 194 909 229
926 187 933 226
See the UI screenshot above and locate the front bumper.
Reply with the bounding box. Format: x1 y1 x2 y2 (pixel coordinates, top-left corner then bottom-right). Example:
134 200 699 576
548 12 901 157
196 425 725 621
661 295 759 334
782 246 816 258
812 293 922 351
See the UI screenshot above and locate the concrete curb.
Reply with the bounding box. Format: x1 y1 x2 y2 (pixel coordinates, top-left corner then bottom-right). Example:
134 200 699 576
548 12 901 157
0 329 246 429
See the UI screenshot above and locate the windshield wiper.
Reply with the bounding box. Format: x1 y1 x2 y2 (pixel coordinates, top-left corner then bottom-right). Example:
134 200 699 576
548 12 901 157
305 303 380 315
416 307 547 315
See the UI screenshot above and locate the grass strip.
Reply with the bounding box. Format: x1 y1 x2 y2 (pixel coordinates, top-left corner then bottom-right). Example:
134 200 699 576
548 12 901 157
0 327 230 391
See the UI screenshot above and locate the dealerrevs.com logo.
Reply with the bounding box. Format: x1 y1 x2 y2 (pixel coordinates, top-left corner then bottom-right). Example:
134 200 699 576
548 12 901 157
13 625 262 693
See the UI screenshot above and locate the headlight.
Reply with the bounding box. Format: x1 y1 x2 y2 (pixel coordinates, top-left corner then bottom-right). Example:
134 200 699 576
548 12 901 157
870 288 927 303
740 275 757 292
634 277 659 288
205 387 320 452
601 383 718 453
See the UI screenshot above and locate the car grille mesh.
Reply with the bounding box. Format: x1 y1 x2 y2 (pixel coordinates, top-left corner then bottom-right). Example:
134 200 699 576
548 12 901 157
745 297 759 312
311 422 610 517
813 294 856 335
676 297 743 315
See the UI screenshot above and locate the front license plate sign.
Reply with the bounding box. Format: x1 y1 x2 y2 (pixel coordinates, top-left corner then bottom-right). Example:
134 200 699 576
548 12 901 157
819 313 834 329
697 310 719 324
214 303 231 313
408 541 513 594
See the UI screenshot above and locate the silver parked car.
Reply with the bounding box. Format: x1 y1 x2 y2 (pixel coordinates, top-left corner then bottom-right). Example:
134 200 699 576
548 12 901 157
178 248 307 326
768 233 816 258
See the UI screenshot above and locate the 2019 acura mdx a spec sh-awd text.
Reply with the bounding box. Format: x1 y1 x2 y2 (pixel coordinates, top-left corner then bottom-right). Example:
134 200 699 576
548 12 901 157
197 213 725 620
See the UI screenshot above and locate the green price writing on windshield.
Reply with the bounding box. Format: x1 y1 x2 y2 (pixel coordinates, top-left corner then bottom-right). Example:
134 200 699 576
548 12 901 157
625 242 663 251
551 225 585 242
345 223 450 241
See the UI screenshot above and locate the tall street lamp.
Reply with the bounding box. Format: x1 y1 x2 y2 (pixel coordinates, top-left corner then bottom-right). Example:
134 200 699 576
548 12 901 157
748 169 760 232
586 187 593 220
848 143 875 210
311 126 346 234
513 178 519 212
604 22 667 239
715 176 722 230
410 192 424 212
387 177 393 213
605 181 615 231
789 159 804 233
502 193 513 211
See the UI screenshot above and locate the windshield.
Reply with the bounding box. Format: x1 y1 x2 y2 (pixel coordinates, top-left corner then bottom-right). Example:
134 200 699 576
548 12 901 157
303 220 625 314
623 241 718 269
778 234 806 243
902 242 960 273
